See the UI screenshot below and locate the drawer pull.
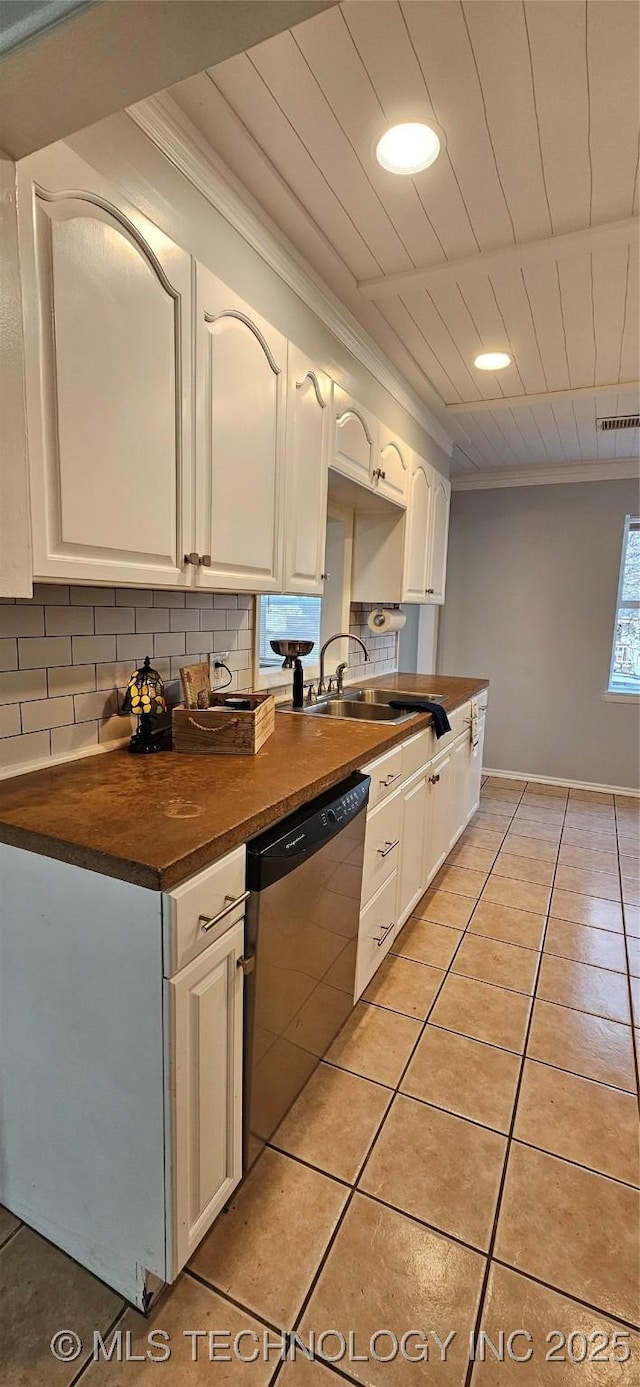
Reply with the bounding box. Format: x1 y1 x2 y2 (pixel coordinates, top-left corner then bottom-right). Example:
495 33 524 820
199 889 250 933
377 838 400 858
380 772 401 787
373 921 394 946
429 774 440 785
237 954 255 976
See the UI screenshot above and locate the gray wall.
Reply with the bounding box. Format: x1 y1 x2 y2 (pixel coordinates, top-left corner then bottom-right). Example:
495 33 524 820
438 479 640 790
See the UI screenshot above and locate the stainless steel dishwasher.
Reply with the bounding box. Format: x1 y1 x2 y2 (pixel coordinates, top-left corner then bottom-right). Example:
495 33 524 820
243 772 370 1169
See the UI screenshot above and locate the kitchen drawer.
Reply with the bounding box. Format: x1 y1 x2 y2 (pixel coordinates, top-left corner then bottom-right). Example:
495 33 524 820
355 869 398 1001
401 727 434 781
163 845 247 976
362 788 402 907
362 744 404 809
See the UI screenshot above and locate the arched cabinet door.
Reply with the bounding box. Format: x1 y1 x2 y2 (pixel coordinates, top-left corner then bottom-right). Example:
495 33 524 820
283 348 332 594
428 475 451 604
195 265 286 593
402 461 433 602
375 426 409 506
18 148 193 587
332 386 378 488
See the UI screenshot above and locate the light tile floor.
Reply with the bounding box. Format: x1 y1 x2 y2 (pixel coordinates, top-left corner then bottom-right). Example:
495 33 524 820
2 777 639 1384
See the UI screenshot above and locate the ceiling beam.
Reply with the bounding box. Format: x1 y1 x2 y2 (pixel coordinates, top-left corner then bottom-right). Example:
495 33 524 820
446 380 640 415
358 217 640 301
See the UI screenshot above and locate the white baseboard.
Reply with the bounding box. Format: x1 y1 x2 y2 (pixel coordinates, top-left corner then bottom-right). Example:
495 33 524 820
483 767 640 798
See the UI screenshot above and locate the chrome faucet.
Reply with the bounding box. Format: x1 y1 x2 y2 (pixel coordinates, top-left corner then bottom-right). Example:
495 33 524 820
318 633 369 696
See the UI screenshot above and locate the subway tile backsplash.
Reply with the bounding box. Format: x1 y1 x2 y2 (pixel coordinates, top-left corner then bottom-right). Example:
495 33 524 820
0 588 397 776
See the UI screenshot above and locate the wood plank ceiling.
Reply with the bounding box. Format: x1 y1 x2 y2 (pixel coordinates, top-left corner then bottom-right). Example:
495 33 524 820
169 0 640 476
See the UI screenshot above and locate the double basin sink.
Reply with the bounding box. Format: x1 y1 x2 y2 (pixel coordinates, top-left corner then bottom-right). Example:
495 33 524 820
282 688 446 725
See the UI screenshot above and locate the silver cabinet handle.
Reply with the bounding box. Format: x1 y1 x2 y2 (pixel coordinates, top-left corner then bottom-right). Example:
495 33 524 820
199 889 250 933
184 552 200 566
374 921 394 946
380 772 401 787
377 838 400 858
199 554 212 568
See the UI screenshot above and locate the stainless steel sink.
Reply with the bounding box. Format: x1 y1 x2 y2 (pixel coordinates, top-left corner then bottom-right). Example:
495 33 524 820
343 688 446 705
279 686 447 723
301 699 415 723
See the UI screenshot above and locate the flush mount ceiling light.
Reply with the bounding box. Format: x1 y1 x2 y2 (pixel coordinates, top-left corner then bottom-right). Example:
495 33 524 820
474 352 512 371
375 122 441 175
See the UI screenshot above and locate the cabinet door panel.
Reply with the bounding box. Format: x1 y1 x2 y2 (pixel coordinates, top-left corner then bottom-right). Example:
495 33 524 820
196 267 286 591
403 461 432 602
398 773 428 926
424 750 453 884
428 476 451 603
332 387 377 487
376 426 409 505
467 704 487 821
18 149 192 587
450 734 471 852
284 349 331 594
168 919 243 1275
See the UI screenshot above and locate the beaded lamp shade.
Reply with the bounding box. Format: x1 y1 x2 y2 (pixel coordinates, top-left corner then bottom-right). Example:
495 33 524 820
121 655 167 753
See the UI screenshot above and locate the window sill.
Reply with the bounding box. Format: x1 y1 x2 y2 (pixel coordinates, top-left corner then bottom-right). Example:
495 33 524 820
603 691 640 703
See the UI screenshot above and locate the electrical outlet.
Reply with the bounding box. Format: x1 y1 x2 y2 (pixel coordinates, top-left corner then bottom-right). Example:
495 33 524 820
211 652 231 690
213 651 230 667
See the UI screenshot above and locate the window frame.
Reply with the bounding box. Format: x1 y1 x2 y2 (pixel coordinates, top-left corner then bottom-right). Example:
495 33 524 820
606 513 640 700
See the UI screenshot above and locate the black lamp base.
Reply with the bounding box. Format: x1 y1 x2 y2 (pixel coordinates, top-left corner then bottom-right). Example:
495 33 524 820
128 714 162 754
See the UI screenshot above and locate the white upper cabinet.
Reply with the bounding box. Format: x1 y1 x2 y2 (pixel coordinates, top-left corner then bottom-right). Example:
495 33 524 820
283 348 332 595
194 265 286 592
428 474 451 604
402 459 433 602
374 425 409 506
331 386 378 489
18 147 193 588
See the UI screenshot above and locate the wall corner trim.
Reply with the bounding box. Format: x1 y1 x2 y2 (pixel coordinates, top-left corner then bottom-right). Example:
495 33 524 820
126 92 453 460
452 460 640 490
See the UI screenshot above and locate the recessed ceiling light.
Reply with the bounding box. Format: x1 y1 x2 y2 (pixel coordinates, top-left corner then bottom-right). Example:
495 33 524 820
474 352 512 371
375 122 441 175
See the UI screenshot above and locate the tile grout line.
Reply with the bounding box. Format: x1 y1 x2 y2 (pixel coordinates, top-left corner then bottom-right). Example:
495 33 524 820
460 779 568 1387
70 1304 127 1386
613 797 640 1104
265 786 531 1386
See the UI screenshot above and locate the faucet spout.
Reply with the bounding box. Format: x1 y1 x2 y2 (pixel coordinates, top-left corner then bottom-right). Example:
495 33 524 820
318 632 369 695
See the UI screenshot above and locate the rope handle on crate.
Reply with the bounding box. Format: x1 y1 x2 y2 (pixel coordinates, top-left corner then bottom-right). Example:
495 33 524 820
187 716 239 734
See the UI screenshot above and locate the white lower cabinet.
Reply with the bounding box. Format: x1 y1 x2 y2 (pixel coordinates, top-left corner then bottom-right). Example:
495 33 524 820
397 770 429 927
167 917 244 1277
467 699 488 821
357 694 488 994
355 870 399 1000
423 748 454 885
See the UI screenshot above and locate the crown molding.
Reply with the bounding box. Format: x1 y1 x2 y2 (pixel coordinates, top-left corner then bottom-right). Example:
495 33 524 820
451 459 640 490
126 92 452 458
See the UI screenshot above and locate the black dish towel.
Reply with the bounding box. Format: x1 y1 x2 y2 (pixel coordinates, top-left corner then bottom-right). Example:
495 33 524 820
388 699 451 739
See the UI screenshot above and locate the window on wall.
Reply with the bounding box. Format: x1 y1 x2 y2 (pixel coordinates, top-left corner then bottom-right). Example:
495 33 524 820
258 595 322 670
608 516 640 695
256 504 354 687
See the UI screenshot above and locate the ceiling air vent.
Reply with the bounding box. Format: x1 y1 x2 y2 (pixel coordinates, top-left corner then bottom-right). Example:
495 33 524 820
597 414 640 431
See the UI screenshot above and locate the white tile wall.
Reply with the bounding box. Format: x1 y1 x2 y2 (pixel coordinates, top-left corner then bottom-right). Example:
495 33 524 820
0 589 397 776
0 585 255 775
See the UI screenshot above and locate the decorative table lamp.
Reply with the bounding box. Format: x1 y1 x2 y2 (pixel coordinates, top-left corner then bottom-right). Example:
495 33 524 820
121 656 167 754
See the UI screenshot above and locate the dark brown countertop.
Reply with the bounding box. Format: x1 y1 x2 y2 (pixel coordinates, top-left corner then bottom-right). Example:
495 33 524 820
0 674 488 891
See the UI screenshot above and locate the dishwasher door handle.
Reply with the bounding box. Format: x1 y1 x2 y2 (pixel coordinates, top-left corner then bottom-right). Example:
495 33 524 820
199 889 250 933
